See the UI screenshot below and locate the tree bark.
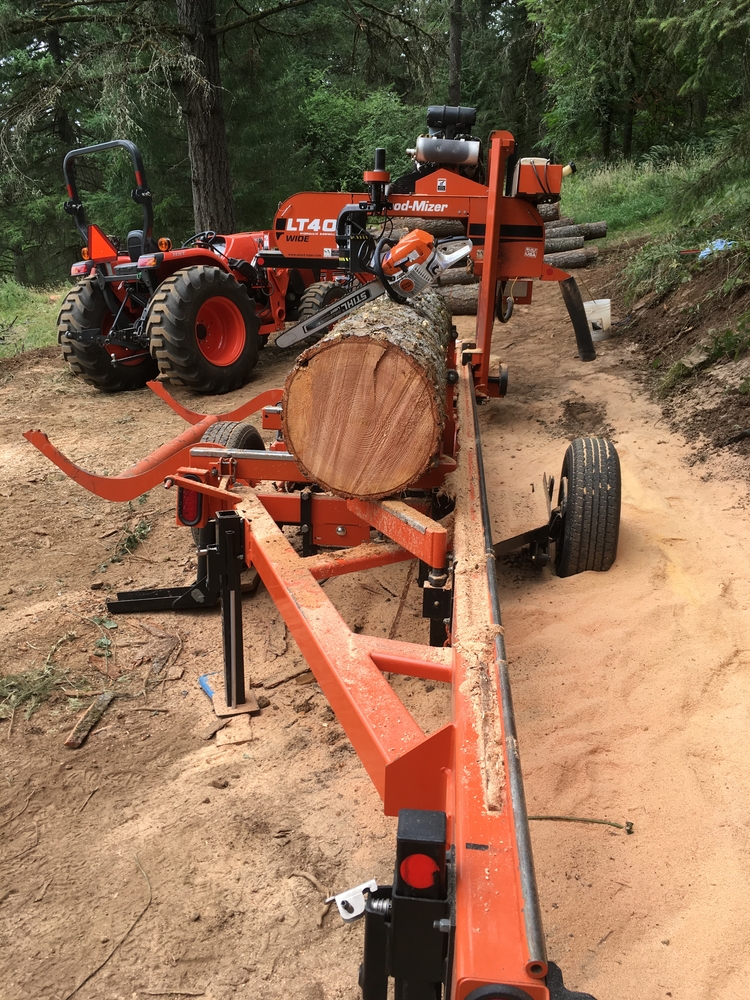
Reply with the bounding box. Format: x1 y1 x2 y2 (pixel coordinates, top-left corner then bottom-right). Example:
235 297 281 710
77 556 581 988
438 284 478 314
436 269 478 286
387 217 467 239
544 217 576 230
544 236 585 253
448 0 463 106
175 0 236 234
537 202 561 222
543 247 598 268
282 290 451 500
543 222 607 241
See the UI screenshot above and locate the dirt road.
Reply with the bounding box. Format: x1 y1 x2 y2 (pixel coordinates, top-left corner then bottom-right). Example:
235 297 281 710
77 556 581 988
1 277 749 1000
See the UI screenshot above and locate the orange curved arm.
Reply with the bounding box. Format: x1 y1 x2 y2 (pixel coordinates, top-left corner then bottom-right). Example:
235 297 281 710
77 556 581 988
146 381 283 425
24 386 286 502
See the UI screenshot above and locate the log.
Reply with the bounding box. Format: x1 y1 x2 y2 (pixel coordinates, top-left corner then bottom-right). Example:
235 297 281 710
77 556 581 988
545 221 607 242
544 236 585 254
282 289 451 500
436 269 479 286
543 247 598 268
391 217 466 238
438 284 478 315
537 202 561 222
544 217 576 230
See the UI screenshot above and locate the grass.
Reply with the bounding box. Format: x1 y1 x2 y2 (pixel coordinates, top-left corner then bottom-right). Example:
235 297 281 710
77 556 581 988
0 278 67 359
560 158 707 235
0 632 76 720
657 312 750 396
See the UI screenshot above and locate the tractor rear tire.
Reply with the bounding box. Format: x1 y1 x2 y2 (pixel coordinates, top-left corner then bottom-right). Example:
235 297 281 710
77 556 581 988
147 266 260 394
191 422 265 544
58 280 158 392
296 281 346 334
555 436 621 577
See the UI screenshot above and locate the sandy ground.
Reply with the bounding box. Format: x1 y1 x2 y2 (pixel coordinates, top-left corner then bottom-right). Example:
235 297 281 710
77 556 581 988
1 276 750 1000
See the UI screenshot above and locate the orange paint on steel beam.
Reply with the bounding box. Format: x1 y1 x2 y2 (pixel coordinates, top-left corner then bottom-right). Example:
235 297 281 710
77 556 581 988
237 492 447 808
449 355 549 1000
23 416 220 502
146 381 283 425
302 541 412 580
346 498 448 568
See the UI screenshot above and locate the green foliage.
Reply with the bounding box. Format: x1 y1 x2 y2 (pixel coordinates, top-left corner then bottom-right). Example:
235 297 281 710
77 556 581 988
299 85 424 193
0 279 65 358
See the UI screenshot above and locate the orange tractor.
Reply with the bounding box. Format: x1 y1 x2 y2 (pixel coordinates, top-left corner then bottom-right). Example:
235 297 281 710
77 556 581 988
58 140 347 393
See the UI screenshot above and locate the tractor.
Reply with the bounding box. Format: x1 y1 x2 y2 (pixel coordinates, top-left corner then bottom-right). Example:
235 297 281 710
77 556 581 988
58 140 345 394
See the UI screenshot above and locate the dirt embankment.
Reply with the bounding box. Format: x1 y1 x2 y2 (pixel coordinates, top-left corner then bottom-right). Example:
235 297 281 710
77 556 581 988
2 271 750 1000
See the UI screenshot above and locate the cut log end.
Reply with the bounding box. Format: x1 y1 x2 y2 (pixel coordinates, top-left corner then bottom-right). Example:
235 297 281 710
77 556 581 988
282 290 450 500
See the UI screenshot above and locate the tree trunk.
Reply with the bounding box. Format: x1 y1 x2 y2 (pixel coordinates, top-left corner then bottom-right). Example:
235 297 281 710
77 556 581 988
438 284 478 315
623 99 635 159
282 290 451 500
175 0 236 234
544 236 585 253
448 0 462 106
544 217 576 230
544 247 598 268
543 222 607 241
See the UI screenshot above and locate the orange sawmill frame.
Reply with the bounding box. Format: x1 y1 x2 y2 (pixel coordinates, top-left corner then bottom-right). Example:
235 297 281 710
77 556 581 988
22 132 602 999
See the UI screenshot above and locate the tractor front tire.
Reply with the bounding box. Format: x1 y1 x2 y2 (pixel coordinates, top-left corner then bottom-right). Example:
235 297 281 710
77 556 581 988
147 266 260 394
555 436 621 577
296 281 346 332
191 422 265 544
58 280 158 392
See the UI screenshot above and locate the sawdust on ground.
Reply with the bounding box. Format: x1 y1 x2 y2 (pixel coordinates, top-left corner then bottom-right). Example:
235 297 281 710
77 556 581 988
1 276 749 1000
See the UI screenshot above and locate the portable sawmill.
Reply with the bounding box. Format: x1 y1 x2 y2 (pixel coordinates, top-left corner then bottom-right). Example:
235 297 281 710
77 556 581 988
26 106 622 999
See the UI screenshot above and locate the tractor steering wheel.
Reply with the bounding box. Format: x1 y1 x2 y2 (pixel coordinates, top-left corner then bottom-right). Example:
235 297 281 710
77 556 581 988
181 230 217 249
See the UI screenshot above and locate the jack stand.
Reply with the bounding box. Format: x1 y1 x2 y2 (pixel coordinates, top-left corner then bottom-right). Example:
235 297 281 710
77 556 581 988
107 523 220 614
215 509 249 713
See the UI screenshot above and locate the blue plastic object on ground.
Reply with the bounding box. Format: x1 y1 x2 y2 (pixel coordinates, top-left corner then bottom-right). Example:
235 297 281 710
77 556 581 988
698 238 736 260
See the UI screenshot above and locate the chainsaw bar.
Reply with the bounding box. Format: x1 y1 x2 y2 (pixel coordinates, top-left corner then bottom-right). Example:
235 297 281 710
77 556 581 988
275 279 386 349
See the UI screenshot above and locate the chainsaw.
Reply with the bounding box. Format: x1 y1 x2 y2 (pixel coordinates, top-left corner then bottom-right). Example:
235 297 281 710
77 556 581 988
275 229 472 349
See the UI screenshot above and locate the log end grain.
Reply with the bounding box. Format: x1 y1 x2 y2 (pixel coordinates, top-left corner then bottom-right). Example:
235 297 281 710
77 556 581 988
282 290 450 500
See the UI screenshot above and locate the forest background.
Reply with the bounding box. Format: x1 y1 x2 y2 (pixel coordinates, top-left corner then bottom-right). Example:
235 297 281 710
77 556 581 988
0 0 748 288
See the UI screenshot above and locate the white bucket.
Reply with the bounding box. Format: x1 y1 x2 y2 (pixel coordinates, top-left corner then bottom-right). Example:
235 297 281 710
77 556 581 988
583 298 612 341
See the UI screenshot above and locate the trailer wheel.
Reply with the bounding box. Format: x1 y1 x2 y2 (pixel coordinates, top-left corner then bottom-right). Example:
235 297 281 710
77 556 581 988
296 281 346 333
148 266 260 394
191 422 265 544
58 280 157 392
554 436 621 577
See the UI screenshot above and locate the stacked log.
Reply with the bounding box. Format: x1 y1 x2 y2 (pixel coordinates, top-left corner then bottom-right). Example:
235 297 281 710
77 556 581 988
434 213 608 314
282 289 451 500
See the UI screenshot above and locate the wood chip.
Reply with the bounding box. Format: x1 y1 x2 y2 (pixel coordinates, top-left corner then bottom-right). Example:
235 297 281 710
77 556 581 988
261 661 311 689
64 692 115 749
199 717 231 740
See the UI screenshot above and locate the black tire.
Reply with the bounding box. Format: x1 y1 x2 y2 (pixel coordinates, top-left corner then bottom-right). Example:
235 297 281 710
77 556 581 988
200 421 264 450
58 280 158 392
297 281 346 331
191 422 264 544
147 266 260 394
554 437 621 577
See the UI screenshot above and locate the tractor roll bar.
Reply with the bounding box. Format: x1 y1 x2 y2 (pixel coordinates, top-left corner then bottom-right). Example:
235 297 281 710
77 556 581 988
62 139 153 244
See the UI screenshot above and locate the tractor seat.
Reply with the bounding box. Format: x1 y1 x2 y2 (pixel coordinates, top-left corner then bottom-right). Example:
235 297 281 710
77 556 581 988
127 230 158 261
